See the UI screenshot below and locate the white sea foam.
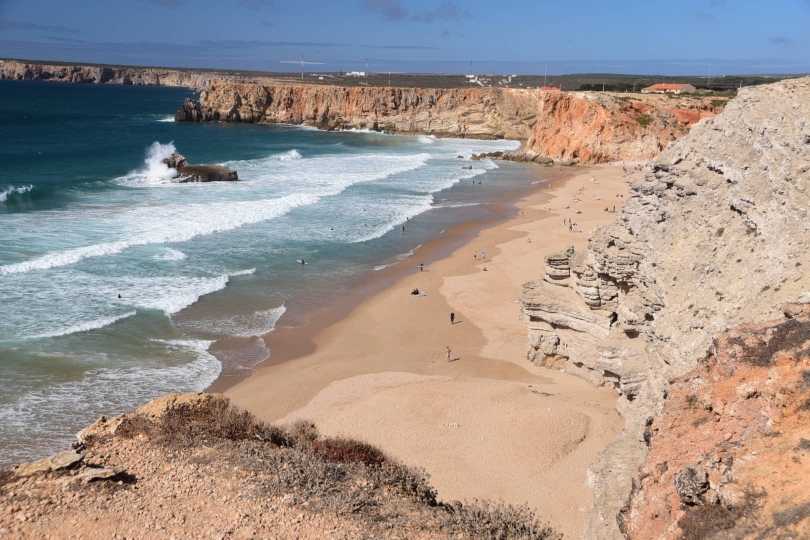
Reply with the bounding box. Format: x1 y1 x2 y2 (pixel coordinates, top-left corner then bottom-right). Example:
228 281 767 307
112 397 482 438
230 268 257 276
0 185 33 203
0 339 221 464
118 141 179 185
152 248 188 261
156 116 175 123
274 149 303 161
0 193 318 276
184 305 287 337
27 311 137 339
418 136 436 144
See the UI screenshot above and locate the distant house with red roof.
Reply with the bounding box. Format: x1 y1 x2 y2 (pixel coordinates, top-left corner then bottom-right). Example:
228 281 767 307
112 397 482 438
539 86 561 92
641 83 696 94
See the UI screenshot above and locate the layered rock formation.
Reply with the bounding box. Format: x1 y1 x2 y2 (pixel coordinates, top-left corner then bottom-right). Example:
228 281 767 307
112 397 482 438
520 77 810 538
163 153 238 183
176 82 718 163
0 59 225 92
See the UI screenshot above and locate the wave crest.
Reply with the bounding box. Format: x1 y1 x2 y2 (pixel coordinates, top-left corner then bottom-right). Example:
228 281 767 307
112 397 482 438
0 185 34 203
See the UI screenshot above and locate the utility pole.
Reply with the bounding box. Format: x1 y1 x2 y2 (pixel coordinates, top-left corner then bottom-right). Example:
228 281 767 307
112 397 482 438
280 54 325 80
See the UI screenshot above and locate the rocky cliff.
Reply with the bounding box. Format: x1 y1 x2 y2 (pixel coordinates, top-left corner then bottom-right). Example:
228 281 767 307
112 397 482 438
176 82 718 163
0 59 225 92
520 77 810 537
619 304 810 539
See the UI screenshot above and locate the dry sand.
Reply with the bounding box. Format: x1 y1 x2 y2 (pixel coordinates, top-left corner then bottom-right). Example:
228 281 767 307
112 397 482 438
227 164 634 538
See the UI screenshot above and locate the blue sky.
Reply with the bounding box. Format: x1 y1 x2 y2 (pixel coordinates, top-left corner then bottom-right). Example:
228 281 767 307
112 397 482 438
1 0 808 75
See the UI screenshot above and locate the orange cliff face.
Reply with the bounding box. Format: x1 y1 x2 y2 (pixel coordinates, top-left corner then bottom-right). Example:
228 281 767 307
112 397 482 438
619 305 810 540
179 82 719 163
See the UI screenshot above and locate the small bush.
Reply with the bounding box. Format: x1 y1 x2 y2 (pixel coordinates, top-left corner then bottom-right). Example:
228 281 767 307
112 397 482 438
441 499 561 540
310 437 387 467
635 115 652 127
716 227 725 237
692 416 709 427
117 398 286 447
762 285 771 292
0 469 17 491
678 503 743 540
287 419 319 448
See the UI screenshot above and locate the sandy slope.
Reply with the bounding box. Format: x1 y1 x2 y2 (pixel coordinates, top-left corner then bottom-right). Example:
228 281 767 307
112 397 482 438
228 163 635 538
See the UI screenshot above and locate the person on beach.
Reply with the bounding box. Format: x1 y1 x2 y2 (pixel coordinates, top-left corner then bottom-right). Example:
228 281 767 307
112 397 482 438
117 293 121 299
474 251 477 259
446 346 451 361
482 252 486 260
450 312 455 324
300 259 306 265
401 225 405 232
419 263 424 272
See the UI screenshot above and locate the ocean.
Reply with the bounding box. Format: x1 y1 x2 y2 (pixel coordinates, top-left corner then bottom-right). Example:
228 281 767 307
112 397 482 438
0 80 551 466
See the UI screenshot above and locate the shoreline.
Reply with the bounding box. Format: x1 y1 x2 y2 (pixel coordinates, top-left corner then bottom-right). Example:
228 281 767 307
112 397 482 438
207 163 563 392
226 162 634 537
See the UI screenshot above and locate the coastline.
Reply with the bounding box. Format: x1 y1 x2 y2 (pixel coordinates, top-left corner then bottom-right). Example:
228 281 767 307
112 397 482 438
226 162 634 537
206 163 563 392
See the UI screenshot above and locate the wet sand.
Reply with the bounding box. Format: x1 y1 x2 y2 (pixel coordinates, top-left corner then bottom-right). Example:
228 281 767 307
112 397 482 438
227 163 634 538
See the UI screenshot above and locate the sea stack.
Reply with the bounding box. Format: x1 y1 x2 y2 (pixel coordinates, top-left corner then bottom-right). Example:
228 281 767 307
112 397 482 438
162 153 238 183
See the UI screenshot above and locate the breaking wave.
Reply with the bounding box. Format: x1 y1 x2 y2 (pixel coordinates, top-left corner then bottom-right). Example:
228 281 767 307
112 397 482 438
0 185 33 203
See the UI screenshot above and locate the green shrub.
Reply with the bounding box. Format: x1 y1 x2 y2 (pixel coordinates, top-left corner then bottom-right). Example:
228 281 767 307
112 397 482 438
716 227 725 236
635 115 653 127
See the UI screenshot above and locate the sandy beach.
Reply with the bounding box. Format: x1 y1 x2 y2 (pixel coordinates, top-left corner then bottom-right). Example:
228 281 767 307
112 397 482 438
227 163 634 538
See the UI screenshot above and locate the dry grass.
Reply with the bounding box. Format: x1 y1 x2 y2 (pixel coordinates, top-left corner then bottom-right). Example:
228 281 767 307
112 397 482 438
110 397 557 539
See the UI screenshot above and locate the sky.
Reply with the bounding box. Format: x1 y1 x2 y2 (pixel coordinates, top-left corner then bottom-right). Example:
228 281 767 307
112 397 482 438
0 0 808 75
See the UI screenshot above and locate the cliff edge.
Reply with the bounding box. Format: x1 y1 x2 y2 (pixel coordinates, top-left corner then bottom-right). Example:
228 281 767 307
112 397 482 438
1 393 559 539
521 76 810 537
175 82 719 164
0 59 225 92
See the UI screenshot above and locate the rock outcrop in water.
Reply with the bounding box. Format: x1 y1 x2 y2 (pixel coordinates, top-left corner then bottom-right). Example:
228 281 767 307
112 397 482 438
163 153 238 183
175 82 719 164
520 76 810 538
0 59 226 92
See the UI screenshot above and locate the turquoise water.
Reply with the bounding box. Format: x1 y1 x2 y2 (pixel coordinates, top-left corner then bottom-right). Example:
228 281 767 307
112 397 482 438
0 80 544 466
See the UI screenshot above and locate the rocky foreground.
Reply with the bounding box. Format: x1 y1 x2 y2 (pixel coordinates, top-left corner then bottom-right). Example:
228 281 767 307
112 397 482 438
175 83 720 164
0 394 558 539
520 76 810 537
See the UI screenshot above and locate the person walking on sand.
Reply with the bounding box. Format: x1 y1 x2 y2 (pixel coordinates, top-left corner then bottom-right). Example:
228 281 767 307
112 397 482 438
482 252 486 261
445 346 451 361
450 312 455 324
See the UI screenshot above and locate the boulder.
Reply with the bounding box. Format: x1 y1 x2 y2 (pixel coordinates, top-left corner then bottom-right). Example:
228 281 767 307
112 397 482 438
461 165 473 170
74 466 125 484
15 451 84 476
674 465 709 506
162 153 238 183
174 98 205 122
